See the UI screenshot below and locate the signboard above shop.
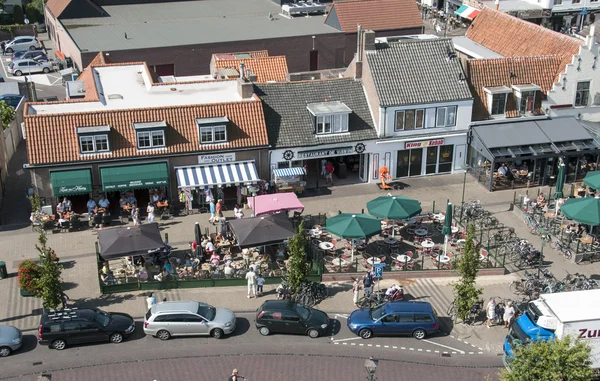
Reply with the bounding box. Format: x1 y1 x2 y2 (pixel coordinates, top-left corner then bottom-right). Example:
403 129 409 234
198 153 236 164
405 139 445 149
297 146 355 159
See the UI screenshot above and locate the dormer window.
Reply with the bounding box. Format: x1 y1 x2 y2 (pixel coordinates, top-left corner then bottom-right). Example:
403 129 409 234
512 84 540 116
133 121 167 149
196 117 229 144
76 125 110 154
484 86 511 116
307 101 351 135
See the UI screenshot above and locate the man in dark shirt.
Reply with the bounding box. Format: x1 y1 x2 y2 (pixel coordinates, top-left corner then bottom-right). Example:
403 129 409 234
363 270 373 297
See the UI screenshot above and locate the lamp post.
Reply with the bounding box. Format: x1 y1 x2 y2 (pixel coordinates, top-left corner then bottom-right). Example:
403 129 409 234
460 165 470 222
364 356 378 381
538 228 547 278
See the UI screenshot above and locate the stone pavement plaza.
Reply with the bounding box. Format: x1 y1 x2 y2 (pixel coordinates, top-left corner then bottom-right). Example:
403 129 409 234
1 173 599 353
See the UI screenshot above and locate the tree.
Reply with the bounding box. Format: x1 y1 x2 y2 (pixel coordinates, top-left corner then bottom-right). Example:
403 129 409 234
452 224 483 322
287 221 308 295
0 101 16 130
25 0 44 25
12 5 24 25
34 230 63 309
500 336 593 381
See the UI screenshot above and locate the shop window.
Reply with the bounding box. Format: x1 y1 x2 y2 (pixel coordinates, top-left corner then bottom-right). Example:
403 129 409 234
137 130 165 149
76 125 111 154
435 106 457 127
553 0 562 4
575 81 590 107
277 161 290 169
438 145 454 173
395 109 424 131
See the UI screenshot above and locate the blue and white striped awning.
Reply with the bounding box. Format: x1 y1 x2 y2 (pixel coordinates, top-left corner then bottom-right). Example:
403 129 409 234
176 161 260 188
273 167 306 177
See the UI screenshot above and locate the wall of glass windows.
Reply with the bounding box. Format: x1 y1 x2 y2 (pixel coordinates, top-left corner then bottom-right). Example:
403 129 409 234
395 139 462 178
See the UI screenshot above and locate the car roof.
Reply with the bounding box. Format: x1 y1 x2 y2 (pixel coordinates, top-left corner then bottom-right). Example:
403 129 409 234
386 301 433 313
151 301 206 314
40 308 97 324
260 300 298 311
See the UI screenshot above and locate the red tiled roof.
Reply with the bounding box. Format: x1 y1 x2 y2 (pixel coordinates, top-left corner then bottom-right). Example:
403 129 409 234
76 52 106 101
466 56 563 121
214 56 289 82
45 0 72 18
25 100 269 165
327 0 423 33
213 51 269 60
466 8 583 71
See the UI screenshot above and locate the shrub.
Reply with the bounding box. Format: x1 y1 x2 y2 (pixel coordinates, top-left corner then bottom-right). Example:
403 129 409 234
18 259 39 293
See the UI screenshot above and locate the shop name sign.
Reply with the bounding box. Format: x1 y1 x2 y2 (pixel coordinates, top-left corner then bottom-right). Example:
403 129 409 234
105 179 168 190
297 147 354 159
198 153 236 164
59 185 89 193
405 139 445 149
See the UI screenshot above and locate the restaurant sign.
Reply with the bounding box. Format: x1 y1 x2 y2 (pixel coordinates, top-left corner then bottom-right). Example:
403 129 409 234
59 185 89 194
297 146 354 159
104 179 168 190
198 153 236 164
405 139 445 149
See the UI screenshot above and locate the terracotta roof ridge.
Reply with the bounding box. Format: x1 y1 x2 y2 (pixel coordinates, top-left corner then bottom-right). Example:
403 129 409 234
467 55 563 64
257 77 354 86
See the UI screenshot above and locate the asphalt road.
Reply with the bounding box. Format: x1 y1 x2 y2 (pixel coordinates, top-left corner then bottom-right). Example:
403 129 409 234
0 52 66 101
2 313 503 381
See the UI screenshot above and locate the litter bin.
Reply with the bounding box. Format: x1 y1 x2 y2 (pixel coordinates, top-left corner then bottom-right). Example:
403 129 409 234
0 261 7 279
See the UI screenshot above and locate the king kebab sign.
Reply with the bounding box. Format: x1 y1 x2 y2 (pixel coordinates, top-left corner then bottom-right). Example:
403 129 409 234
405 139 445 149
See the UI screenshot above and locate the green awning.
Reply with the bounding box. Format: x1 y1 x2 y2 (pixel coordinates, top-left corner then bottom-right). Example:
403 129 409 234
50 169 93 197
454 4 468 16
100 163 169 191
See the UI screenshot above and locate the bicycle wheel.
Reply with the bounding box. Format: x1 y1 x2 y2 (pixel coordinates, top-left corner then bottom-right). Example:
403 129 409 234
574 253 584 264
564 250 573 261
448 305 458 322
509 281 523 295
549 240 558 250
357 297 370 309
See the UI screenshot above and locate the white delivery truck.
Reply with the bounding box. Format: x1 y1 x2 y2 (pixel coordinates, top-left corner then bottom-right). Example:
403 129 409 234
504 289 600 372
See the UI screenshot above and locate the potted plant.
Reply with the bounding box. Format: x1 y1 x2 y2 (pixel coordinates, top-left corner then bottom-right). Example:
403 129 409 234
18 259 38 296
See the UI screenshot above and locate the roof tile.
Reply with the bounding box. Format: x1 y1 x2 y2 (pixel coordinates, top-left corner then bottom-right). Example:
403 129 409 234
214 56 289 82
328 0 423 33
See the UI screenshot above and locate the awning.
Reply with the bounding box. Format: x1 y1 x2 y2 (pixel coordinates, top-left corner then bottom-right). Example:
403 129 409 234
176 161 260 188
247 193 305 216
100 162 169 191
454 4 468 15
456 5 480 19
50 169 93 197
273 167 306 177
98 223 165 260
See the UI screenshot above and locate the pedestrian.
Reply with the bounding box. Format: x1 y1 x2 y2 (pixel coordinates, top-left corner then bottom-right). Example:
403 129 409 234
209 199 216 224
362 270 373 298
503 301 515 328
1 41 5 55
61 292 69 309
228 369 240 381
216 199 223 219
352 278 361 306
245 266 257 298
486 297 496 328
256 273 265 296
146 292 156 310
325 161 335 185
132 207 141 226
147 203 155 223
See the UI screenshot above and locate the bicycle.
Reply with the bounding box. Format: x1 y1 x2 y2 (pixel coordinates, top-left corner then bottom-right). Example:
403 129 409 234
547 234 573 260
356 290 386 309
523 213 539 235
447 299 483 324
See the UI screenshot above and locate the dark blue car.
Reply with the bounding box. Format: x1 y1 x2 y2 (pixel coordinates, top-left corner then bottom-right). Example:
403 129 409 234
347 301 439 340
0 94 23 108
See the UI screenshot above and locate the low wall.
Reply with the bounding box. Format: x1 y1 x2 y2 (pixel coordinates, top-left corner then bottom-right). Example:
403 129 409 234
0 25 37 40
322 267 506 282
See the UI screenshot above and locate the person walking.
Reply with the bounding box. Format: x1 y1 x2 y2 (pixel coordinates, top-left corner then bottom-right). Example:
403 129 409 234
61 292 69 309
245 266 257 298
352 278 361 306
215 199 223 220
146 292 157 310
362 270 373 298
132 207 141 226
325 161 334 185
486 297 496 328
503 301 515 328
209 199 216 224
146 203 155 223
228 369 242 381
1 41 6 56
256 273 265 296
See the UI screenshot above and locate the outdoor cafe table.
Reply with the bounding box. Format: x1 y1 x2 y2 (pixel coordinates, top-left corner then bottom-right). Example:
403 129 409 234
310 228 322 238
456 239 466 247
421 240 435 253
401 218 416 225
437 255 451 263
451 226 459 234
319 241 335 251
331 258 348 266
396 254 413 263
415 228 428 236
384 237 398 245
581 236 594 245
433 213 445 222
367 257 382 265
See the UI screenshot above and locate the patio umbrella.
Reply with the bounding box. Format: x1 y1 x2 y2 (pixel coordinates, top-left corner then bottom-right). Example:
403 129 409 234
554 163 566 199
441 202 453 255
326 213 382 261
366 196 422 237
194 222 202 256
560 197 600 226
583 170 600 190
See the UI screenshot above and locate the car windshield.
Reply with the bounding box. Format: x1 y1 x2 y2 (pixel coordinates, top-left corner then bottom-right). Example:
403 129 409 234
370 305 386 321
93 309 111 327
295 304 311 320
198 305 216 321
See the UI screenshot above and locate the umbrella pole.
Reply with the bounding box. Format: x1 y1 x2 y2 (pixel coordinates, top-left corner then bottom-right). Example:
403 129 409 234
391 219 395 238
444 235 448 256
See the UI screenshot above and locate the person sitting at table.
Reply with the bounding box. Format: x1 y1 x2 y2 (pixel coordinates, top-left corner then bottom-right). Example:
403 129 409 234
87 198 97 215
152 192 160 204
58 214 69 229
209 252 220 266
509 163 516 172
497 164 508 177
224 263 234 278
205 239 216 255
276 246 286 259
98 195 110 210
56 201 65 216
234 204 244 219
119 195 128 209
536 193 547 208
576 224 587 237
62 197 72 212
127 193 137 206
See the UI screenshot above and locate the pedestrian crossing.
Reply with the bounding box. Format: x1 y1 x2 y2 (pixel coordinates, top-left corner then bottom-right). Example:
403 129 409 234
400 278 455 317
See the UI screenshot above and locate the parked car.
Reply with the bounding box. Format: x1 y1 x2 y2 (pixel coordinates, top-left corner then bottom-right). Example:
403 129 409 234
347 301 439 340
38 308 135 350
5 36 40 53
9 59 53 76
144 301 236 340
0 94 24 108
0 325 22 357
12 50 47 62
255 300 329 338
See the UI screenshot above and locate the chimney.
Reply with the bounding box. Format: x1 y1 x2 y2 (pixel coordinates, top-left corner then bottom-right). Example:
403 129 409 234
363 30 376 52
588 24 596 49
239 62 245 80
495 0 499 10
356 24 362 62
237 78 254 99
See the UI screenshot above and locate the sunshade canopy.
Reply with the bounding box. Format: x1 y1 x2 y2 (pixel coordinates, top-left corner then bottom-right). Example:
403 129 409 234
366 196 422 220
100 163 169 191
98 223 165 260
228 213 295 248
326 213 381 239
554 163 566 199
442 203 453 236
583 171 600 190
50 169 93 197
176 161 259 188
247 193 305 216
561 197 600 226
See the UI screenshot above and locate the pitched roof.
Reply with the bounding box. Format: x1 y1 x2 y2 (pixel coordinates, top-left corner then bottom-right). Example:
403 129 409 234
365 38 472 107
45 0 73 18
466 8 583 70
466 56 562 120
46 0 103 18
214 56 289 82
255 78 377 149
326 0 423 33
76 52 106 101
25 100 269 165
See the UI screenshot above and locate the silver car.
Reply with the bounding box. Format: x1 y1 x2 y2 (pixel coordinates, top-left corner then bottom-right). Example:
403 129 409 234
9 59 53 76
0 325 22 357
5 36 40 53
144 301 236 340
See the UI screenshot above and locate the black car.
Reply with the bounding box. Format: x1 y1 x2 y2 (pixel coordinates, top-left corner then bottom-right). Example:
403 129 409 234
38 308 135 350
255 300 329 338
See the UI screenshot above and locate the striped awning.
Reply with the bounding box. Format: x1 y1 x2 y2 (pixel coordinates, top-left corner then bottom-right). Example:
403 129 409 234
454 4 468 16
455 5 480 19
273 167 306 177
176 161 260 188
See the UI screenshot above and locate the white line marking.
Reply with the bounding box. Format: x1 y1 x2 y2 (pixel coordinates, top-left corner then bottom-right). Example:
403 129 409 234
422 339 466 353
376 345 380 347
478 347 483 351
359 344 364 346
384 345 389 348
426 350 431 352
452 351 457 354
469 352 474 355
463 341 469 345
342 343 347 345
367 344 372 347
417 349 423 352
471 345 476 347
351 343 356 346
409 348 414 351
335 314 349 319
478 352 483 354
443 351 448 354
450 335 455 338
332 337 362 343
401 347 406 350
334 342 339 345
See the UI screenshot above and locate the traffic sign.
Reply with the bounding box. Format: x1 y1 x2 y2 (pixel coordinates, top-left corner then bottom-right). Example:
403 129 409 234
373 263 385 278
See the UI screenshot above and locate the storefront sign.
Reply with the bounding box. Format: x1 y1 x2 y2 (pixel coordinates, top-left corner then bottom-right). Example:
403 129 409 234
59 185 89 194
405 139 445 149
198 153 236 164
297 146 354 159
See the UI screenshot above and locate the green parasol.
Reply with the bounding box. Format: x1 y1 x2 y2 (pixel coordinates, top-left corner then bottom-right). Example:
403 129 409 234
326 213 382 239
560 197 600 226
441 202 453 236
554 163 565 199
583 170 600 191
366 196 422 220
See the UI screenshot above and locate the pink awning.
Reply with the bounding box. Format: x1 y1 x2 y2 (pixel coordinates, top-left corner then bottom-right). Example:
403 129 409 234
248 193 305 217
464 8 480 20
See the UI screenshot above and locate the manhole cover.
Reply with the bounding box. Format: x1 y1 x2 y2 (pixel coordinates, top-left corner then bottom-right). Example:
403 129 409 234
441 353 451 358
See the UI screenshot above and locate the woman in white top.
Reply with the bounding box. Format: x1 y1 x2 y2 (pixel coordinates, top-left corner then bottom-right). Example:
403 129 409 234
503 301 515 328
147 203 155 223
486 297 497 328
234 204 244 219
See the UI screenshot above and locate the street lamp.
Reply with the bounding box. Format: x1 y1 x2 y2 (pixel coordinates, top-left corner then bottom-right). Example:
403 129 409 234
460 165 471 221
364 356 378 381
538 228 547 278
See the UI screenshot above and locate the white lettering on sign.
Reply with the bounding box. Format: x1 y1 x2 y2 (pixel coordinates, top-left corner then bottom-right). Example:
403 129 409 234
405 139 445 149
297 147 355 159
198 153 236 164
59 185 88 193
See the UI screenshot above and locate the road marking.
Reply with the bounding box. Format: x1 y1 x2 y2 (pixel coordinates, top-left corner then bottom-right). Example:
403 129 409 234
332 337 362 343
426 350 431 352
478 352 483 354
359 344 364 346
392 346 397 349
384 345 389 348
376 345 380 347
469 352 474 355
452 351 457 354
434 350 439 353
401 347 406 350
417 349 423 352
421 339 466 354
367 344 372 347
334 314 348 319
471 344 476 347
463 341 470 345
351 343 356 346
